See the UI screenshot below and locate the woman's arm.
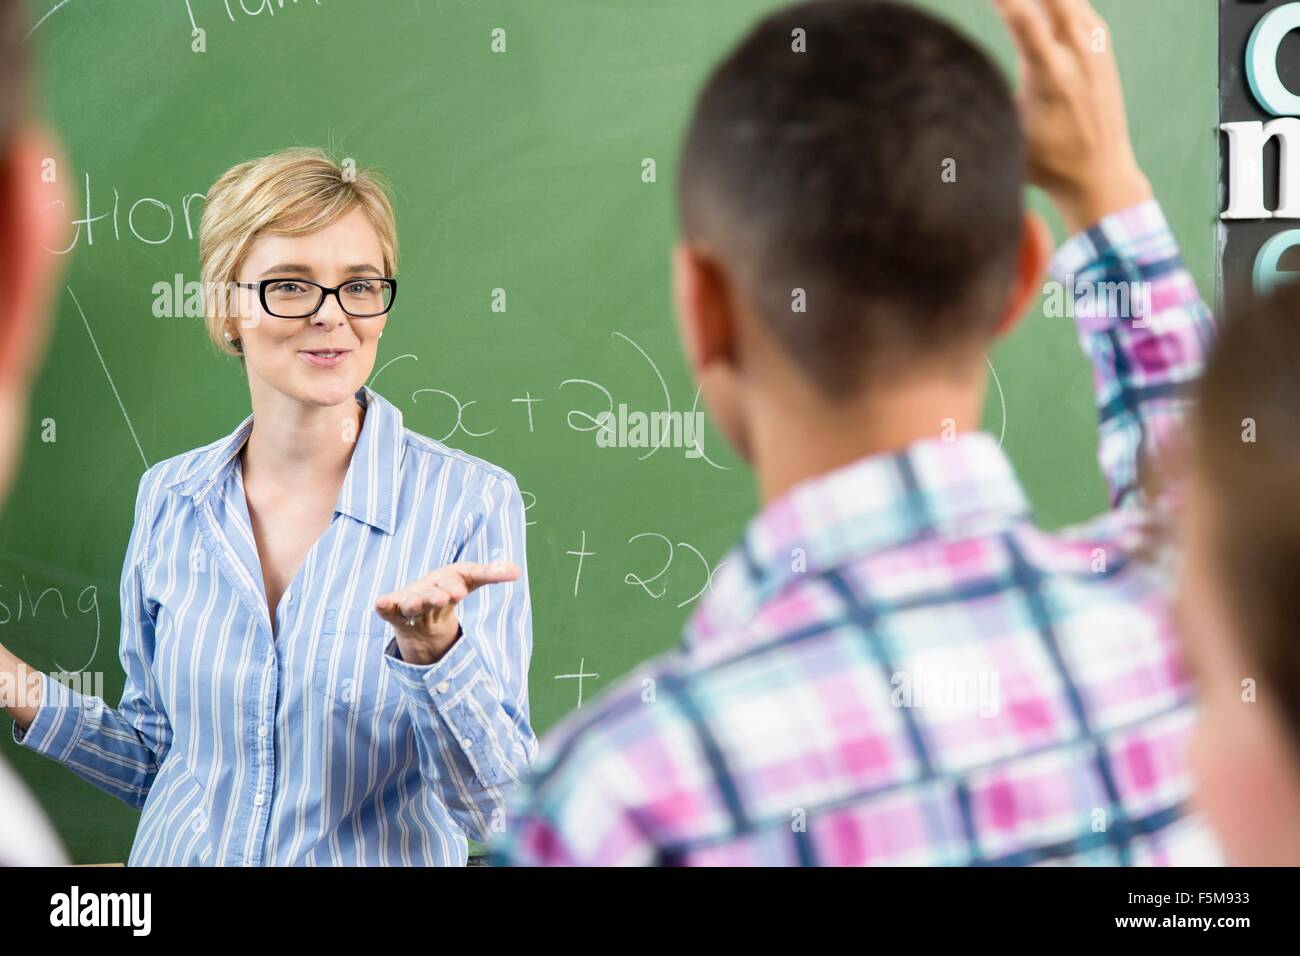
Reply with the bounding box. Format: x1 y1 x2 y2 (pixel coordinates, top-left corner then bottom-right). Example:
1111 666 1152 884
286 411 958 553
376 472 537 842
5 470 172 810
0 642 45 728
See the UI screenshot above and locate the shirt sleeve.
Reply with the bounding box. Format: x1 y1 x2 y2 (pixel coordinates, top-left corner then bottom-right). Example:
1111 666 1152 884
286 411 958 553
491 702 663 867
381 471 537 842
492 770 656 867
10 469 172 811
491 656 684 867
1047 199 1216 513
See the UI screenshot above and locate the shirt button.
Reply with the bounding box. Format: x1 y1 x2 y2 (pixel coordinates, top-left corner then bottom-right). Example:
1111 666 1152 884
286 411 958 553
436 681 450 694
459 738 473 751
253 792 265 806
258 724 268 737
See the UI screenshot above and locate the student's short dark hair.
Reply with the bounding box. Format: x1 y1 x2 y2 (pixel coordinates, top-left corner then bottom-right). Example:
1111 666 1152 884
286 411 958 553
678 0 1024 396
0 1 28 150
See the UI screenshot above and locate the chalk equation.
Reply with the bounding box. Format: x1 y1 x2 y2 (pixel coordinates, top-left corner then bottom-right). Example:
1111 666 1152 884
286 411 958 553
371 331 734 468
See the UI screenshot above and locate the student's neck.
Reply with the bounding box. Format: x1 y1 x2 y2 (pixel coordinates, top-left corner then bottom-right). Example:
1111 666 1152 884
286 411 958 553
242 384 362 487
748 373 987 507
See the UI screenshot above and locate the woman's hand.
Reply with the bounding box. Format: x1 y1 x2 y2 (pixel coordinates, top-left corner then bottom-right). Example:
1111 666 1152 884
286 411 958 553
375 560 521 665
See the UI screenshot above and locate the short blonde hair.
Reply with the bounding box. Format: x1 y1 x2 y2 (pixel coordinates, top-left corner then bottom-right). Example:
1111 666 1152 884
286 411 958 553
198 147 398 356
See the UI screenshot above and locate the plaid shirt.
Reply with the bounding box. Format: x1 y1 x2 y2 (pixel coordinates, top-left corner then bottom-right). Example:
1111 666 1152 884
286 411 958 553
494 200 1221 866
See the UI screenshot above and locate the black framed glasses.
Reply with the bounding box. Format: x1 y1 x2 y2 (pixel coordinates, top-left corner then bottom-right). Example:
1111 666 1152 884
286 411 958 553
236 277 397 318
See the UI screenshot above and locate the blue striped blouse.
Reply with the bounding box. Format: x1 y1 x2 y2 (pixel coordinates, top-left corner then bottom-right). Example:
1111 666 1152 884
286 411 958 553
13 386 536 865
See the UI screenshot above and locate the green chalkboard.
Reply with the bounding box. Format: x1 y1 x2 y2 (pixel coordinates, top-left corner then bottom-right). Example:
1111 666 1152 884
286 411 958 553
4 0 1217 864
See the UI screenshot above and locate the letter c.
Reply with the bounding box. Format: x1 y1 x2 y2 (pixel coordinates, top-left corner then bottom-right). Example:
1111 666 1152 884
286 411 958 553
1247 2 1300 116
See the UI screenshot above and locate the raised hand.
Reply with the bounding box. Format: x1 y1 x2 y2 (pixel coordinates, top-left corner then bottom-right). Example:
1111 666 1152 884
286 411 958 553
993 0 1152 232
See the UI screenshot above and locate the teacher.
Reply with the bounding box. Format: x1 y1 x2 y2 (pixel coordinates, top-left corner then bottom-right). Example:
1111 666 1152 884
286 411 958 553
2 147 536 865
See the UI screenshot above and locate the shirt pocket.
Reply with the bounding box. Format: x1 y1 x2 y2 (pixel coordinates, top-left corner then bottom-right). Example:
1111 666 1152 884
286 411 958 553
313 607 396 717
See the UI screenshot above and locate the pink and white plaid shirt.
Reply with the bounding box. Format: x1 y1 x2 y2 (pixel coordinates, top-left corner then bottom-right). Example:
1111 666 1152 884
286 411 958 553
494 200 1221 866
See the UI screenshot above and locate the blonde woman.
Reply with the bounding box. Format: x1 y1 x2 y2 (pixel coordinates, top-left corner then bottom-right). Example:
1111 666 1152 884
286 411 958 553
2 148 535 866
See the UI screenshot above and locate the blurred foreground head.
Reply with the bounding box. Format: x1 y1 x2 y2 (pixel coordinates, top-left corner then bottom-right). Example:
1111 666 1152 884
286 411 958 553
0 1 69 504
1182 279 1300 865
0 0 72 867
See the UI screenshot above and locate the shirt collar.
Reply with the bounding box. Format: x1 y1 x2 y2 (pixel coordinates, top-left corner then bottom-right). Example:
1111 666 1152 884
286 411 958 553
168 385 405 535
683 431 1032 652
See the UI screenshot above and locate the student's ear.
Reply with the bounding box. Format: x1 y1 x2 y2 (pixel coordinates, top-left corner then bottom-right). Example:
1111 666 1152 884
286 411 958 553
992 210 1052 339
671 241 737 375
0 126 70 390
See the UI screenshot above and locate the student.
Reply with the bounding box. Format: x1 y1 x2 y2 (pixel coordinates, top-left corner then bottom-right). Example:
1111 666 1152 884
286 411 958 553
494 0 1219 865
1179 281 1300 865
2 148 536 866
0 0 73 866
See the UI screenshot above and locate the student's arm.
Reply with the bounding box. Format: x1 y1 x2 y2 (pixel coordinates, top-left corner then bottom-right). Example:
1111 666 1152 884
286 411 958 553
377 474 537 842
996 0 1214 511
493 771 645 867
5 470 172 810
1048 202 1212 510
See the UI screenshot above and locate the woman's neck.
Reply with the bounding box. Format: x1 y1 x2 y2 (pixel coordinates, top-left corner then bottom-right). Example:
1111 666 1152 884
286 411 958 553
242 384 363 488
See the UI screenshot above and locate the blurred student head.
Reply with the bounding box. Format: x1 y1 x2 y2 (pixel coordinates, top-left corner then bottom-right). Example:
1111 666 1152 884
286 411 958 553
0 0 71 866
0 0 69 503
672 0 1048 461
1181 280 1300 865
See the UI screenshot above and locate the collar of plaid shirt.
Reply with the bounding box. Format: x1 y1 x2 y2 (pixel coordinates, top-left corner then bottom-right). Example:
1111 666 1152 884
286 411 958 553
684 430 1033 653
